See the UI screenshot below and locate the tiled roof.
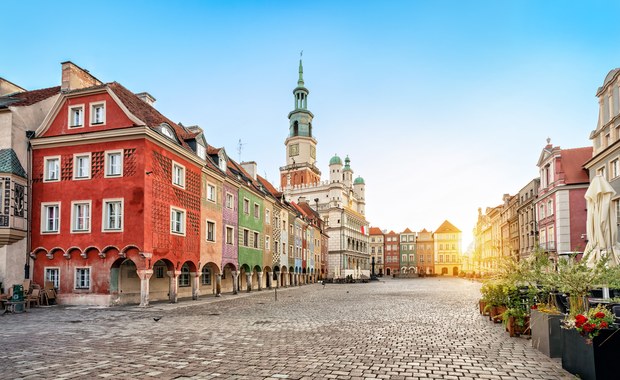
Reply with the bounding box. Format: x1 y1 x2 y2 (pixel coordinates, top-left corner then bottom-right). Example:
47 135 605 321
369 227 383 235
0 149 26 178
435 220 461 234
0 86 60 108
108 82 194 151
207 145 221 155
402 227 413 233
257 175 282 199
297 202 321 220
560 147 592 184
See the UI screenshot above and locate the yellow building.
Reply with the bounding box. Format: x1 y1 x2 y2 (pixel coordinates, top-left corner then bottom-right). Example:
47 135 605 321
433 220 462 276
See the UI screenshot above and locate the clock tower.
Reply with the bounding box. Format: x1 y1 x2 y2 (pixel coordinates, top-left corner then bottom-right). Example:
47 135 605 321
280 59 321 188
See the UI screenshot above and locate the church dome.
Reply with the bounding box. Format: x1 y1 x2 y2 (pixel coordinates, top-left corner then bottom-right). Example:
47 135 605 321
329 154 342 165
343 155 352 171
354 176 365 185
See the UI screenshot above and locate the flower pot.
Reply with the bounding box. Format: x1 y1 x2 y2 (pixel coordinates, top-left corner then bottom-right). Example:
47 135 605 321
507 316 530 337
531 309 563 358
490 306 506 323
478 300 488 315
561 327 620 380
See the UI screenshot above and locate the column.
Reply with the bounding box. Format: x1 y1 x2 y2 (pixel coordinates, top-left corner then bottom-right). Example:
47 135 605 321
215 273 222 297
167 270 180 303
245 272 252 292
266 271 272 289
257 272 263 291
190 272 199 300
137 269 153 308
231 271 238 294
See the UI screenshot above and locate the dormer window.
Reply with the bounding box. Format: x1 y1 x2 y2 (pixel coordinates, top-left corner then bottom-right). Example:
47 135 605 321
219 156 227 172
197 144 206 160
90 102 105 125
69 105 84 128
161 125 174 139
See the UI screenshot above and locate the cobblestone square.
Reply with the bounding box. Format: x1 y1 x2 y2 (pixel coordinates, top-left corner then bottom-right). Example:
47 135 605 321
0 278 573 379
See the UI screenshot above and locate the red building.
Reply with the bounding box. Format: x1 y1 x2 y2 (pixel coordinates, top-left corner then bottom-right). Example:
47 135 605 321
30 62 204 306
535 140 592 262
384 230 400 276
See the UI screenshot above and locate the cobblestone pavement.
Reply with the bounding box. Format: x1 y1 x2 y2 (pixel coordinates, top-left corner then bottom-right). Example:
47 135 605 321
0 277 574 379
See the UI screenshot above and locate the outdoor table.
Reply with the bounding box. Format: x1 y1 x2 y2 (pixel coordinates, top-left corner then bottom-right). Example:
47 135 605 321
3 300 26 313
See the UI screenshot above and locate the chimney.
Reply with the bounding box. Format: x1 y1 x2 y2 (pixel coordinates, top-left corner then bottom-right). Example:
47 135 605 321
136 92 156 106
0 78 26 96
240 161 257 180
61 61 102 92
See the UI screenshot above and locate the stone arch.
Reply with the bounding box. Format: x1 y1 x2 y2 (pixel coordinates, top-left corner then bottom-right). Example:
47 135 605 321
83 245 100 259
453 267 459 276
221 262 237 294
48 247 65 259
121 244 140 258
65 246 82 259
102 245 120 259
31 246 48 259
110 258 141 303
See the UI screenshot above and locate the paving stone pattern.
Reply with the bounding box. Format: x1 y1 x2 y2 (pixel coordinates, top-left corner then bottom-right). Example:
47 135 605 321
0 278 575 379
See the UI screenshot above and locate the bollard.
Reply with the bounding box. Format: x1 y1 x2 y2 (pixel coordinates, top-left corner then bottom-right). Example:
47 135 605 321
274 288 277 301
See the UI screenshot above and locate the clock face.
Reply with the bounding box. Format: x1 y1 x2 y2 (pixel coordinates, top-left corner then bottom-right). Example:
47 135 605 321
289 144 299 157
310 146 316 159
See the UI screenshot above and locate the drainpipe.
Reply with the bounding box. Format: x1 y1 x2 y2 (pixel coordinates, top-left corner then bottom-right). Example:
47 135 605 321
25 130 35 279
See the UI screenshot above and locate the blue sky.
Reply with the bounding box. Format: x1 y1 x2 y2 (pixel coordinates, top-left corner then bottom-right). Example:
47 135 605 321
5 1 620 248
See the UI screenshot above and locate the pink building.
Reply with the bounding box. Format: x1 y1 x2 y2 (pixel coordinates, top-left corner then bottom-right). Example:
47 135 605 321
535 139 592 262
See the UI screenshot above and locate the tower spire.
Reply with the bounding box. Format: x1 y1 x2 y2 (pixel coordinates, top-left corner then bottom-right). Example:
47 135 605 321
298 50 304 86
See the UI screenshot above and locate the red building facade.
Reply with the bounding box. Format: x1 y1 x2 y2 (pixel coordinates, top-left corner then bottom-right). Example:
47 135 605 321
30 63 204 306
384 230 400 276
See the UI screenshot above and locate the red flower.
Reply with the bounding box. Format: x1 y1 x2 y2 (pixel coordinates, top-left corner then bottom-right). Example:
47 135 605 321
575 314 587 327
600 321 608 328
531 304 538 310
582 323 595 333
595 312 606 319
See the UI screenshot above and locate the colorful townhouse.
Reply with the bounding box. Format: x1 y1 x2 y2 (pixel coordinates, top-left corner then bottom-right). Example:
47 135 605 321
369 227 384 276
399 228 417 275
433 220 462 276
536 140 591 261
384 230 400 276
0 79 60 291
30 62 204 306
416 228 434 275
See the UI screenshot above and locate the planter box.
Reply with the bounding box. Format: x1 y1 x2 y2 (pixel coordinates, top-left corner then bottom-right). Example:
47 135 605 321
507 316 530 337
530 309 563 358
561 327 620 380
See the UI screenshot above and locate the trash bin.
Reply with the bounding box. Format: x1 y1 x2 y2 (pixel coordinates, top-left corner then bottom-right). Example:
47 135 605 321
12 284 24 312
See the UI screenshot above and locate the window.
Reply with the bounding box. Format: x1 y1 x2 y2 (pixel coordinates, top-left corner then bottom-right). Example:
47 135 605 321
265 236 270 251
197 144 206 160
44 157 60 182
103 199 123 231
206 220 215 242
170 207 185 235
69 105 84 128
207 184 216 202
45 268 59 290
243 229 249 246
597 165 607 179
253 232 259 248
547 200 553 216
41 203 60 233
224 193 235 209
539 204 546 219
409 254 414 261
612 159 620 178
90 102 105 125
179 264 190 287
243 198 250 214
172 162 185 188
402 255 406 262
71 201 91 232
201 266 211 285
105 150 123 177
439 255 444 263
371 247 375 254
73 153 91 180
254 203 259 218
265 209 271 224
75 268 90 289
226 226 234 245
155 264 165 278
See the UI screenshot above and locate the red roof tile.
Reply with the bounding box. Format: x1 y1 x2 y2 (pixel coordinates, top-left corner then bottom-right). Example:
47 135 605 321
257 175 282 199
369 227 383 235
560 147 592 184
1 86 60 107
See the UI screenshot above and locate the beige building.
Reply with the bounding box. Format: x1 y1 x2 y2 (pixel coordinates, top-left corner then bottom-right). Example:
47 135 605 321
517 178 540 259
433 220 462 276
369 227 384 276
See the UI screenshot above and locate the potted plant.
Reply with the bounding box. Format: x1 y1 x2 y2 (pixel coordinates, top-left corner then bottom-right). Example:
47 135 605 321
502 306 530 337
561 305 619 380
482 280 509 323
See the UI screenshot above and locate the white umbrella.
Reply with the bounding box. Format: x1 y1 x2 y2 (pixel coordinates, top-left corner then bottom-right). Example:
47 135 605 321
584 175 620 297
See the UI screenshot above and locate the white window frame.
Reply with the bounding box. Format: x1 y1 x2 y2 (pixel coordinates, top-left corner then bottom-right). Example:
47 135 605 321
226 193 234 209
265 209 271 224
89 101 106 126
243 198 250 214
71 200 92 233
243 228 249 246
170 206 186 236
612 158 620 179
225 225 234 245
68 104 84 128
254 203 260 218
102 198 124 232
197 144 206 160
44 267 60 290
172 161 186 189
207 183 216 202
104 150 124 178
44 156 61 182
178 264 190 287
201 266 211 285
73 153 92 180
206 219 216 242
74 267 91 290
41 202 60 234
265 236 270 251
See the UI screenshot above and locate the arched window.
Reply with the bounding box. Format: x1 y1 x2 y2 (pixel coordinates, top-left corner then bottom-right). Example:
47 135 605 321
201 266 211 285
308 122 312 137
293 121 299 136
179 264 190 287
